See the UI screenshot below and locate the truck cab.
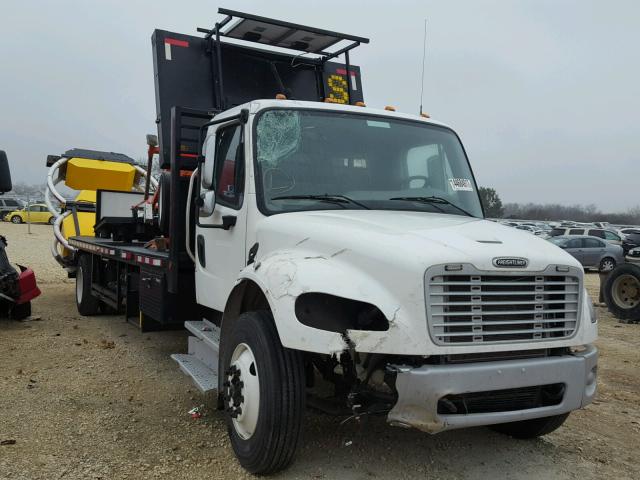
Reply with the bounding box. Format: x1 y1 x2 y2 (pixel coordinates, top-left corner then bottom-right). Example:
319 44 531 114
191 99 597 463
50 9 598 475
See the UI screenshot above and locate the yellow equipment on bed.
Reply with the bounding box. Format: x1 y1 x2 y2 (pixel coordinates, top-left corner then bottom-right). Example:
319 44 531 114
45 149 155 269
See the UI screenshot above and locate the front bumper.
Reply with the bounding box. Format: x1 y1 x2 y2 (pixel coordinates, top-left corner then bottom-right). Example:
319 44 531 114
387 345 598 433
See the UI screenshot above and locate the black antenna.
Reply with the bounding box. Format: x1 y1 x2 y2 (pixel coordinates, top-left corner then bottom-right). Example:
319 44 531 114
419 19 427 115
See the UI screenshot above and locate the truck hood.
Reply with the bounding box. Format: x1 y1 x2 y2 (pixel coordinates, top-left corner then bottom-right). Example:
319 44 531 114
256 210 581 272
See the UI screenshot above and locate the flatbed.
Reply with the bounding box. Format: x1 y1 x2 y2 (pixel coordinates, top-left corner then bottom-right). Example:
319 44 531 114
69 236 169 268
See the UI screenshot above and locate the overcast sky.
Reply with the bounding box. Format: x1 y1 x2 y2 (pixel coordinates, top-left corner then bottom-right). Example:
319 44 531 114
1 0 638 211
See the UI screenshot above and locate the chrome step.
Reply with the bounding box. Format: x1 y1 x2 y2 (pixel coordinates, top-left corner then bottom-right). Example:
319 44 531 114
171 353 218 394
171 320 221 394
185 320 220 354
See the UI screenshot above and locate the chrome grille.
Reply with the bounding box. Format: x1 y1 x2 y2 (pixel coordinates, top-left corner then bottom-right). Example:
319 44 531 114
426 265 581 345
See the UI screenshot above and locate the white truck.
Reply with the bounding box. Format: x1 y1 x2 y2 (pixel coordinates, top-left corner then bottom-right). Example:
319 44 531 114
48 9 598 474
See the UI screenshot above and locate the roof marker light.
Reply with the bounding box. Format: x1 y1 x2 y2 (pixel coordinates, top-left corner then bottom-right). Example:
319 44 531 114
420 112 431 118
384 106 396 112
355 101 366 107
275 93 287 100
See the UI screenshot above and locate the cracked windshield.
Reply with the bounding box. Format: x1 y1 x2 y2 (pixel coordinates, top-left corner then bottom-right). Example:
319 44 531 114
255 109 483 217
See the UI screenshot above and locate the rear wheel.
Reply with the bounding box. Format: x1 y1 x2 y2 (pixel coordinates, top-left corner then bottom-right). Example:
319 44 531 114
221 310 305 474
604 264 640 321
11 215 22 224
599 257 616 273
76 255 100 316
490 413 569 439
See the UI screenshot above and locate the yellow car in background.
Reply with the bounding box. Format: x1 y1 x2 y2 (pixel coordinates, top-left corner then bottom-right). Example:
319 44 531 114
4 203 55 225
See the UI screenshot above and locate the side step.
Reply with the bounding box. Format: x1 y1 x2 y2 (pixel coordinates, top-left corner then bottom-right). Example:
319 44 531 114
171 319 220 394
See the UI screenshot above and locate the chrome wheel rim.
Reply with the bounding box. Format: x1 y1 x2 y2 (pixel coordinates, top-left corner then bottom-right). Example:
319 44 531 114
601 259 615 272
612 274 640 309
225 343 260 440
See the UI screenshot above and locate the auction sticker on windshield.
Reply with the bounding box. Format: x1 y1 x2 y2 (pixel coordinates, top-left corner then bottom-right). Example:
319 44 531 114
449 178 473 191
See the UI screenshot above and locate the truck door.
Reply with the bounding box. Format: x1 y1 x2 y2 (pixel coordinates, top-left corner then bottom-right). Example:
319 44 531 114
195 122 248 312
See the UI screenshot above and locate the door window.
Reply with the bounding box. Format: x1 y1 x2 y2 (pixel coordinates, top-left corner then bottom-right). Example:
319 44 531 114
584 238 604 248
213 125 244 209
5 199 19 207
569 229 584 235
588 229 605 239
604 231 621 241
566 238 583 248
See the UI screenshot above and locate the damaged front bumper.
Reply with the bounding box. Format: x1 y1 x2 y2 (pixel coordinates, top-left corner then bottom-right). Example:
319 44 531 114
387 345 598 433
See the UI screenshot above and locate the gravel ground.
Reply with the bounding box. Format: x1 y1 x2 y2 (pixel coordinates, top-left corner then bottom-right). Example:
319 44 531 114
1 222 639 479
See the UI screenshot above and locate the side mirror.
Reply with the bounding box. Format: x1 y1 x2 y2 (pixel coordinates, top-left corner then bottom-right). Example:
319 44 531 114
201 135 216 189
0 151 12 193
197 190 216 217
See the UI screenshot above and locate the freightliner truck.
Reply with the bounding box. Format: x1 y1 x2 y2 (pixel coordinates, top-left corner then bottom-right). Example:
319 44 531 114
46 9 598 474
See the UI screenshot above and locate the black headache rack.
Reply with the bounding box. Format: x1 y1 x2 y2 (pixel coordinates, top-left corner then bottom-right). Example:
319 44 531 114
153 7 369 168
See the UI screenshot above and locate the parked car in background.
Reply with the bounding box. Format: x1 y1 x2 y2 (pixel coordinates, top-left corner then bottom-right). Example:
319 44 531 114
593 222 611 229
0 197 22 218
618 228 640 236
548 235 624 272
619 228 640 245
626 247 640 264
3 204 55 224
549 227 623 244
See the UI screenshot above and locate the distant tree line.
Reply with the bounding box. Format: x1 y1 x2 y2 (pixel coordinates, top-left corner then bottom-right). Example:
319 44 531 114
5 182 46 199
479 186 640 225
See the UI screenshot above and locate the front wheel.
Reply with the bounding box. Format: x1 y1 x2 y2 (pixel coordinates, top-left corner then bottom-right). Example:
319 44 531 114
11 215 22 224
48 216 55 225
490 413 569 439
221 310 305 474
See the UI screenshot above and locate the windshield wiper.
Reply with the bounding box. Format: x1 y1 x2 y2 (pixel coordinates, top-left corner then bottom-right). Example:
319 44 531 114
271 194 370 209
389 196 474 217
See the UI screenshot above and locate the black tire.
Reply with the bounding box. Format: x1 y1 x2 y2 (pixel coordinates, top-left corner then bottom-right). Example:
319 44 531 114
48 216 55 225
11 215 22 224
603 264 640 321
220 310 305 474
10 301 31 320
490 413 569 439
599 257 616 273
76 255 100 316
158 172 171 236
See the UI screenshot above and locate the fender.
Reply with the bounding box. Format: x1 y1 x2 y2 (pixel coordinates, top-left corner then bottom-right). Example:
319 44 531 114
223 248 423 355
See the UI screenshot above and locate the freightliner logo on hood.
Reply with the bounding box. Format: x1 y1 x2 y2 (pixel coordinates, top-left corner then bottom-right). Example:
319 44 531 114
493 257 529 268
